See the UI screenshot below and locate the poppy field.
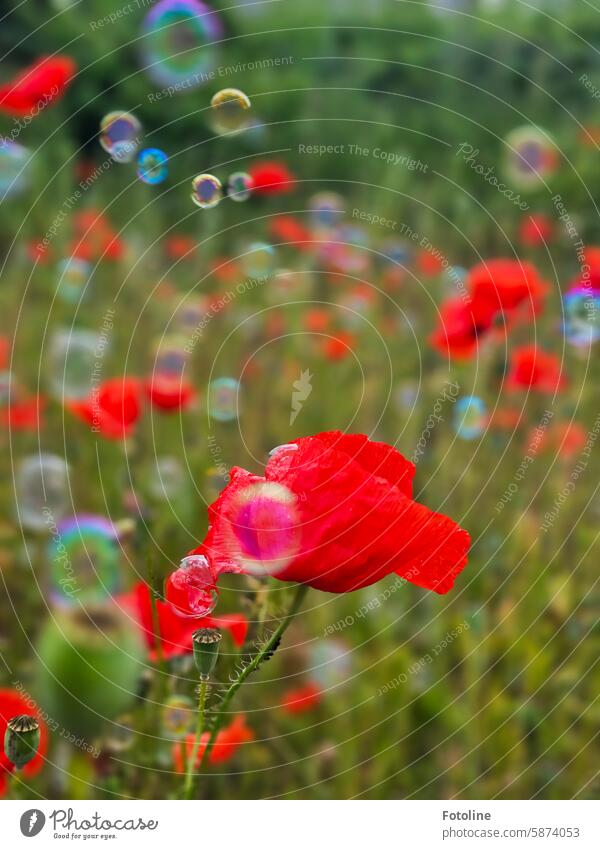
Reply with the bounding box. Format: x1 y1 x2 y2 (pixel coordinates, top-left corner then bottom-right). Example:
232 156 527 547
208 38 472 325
0 0 599 804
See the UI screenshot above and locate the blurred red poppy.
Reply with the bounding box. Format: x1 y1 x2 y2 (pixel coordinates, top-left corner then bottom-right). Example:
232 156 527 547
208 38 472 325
145 376 196 412
165 235 197 260
0 396 45 432
68 377 142 439
324 332 355 361
519 214 553 248
506 346 567 393
188 431 470 595
122 581 247 660
269 215 312 247
429 296 490 361
281 681 322 714
0 689 48 797
416 249 444 276
0 56 75 116
248 160 296 195
173 715 254 770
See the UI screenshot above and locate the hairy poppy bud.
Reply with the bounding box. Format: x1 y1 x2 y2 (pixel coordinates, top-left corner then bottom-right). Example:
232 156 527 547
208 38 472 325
192 628 221 681
4 714 40 769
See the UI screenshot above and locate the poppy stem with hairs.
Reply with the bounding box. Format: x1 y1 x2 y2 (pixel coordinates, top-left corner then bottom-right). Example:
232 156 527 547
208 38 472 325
183 679 208 800
195 582 308 778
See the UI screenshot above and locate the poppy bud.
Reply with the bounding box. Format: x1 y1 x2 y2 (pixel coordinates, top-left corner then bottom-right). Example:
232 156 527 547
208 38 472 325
4 714 40 769
192 628 222 681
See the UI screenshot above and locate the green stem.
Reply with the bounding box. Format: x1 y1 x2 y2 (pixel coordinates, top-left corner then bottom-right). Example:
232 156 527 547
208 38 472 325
199 582 308 769
183 679 208 800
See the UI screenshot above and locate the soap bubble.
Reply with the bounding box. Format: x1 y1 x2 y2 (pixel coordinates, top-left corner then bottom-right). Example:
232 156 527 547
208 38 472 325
147 456 184 499
56 257 92 304
505 125 559 189
309 192 345 229
162 695 194 738
227 171 253 202
210 88 251 135
563 286 600 348
99 111 142 163
47 329 100 401
309 640 351 688
141 0 223 88
137 148 168 184
48 514 120 607
221 481 300 576
153 335 189 380
0 139 29 199
191 173 222 208
208 377 239 422
15 454 70 532
240 242 275 279
453 395 487 440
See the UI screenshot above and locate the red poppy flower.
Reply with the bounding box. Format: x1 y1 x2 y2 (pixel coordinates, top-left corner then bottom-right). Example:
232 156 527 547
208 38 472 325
0 396 45 432
429 296 490 361
165 235 197 260
68 377 142 439
467 259 548 323
122 582 247 660
304 309 330 333
0 336 8 370
324 332 355 361
186 431 470 595
416 249 444 276
173 715 254 771
281 681 322 714
145 376 195 412
0 689 48 797
506 346 567 393
71 210 123 262
527 420 587 460
519 214 553 248
0 56 75 116
269 215 312 248
26 240 52 264
248 160 296 195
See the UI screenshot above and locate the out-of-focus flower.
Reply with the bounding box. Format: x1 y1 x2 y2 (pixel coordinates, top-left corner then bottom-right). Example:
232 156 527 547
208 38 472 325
519 214 553 248
187 431 470 595
0 56 76 116
145 376 196 412
324 331 355 361
173 715 254 770
0 396 45 432
165 235 197 260
122 581 247 660
0 689 48 797
281 681 322 715
416 249 444 276
248 160 296 195
269 215 312 247
68 377 142 439
506 346 567 393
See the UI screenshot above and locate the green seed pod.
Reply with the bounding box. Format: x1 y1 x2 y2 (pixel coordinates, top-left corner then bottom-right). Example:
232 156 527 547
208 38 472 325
4 714 40 769
192 628 222 681
34 604 145 740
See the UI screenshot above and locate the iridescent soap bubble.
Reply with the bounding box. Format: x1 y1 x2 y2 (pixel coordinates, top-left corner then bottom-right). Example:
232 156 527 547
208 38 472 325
208 377 239 421
15 454 70 532
167 554 218 618
148 456 184 499
191 173 222 208
221 481 300 576
309 640 351 688
161 695 194 739
227 171 253 202
309 192 345 230
153 335 189 380
99 111 142 163
0 139 29 199
47 329 100 400
56 257 92 304
175 296 210 332
505 125 559 189
141 0 223 88
137 148 168 184
453 395 487 440
563 286 600 348
210 88 251 135
241 242 275 279
48 515 120 607
380 239 412 267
